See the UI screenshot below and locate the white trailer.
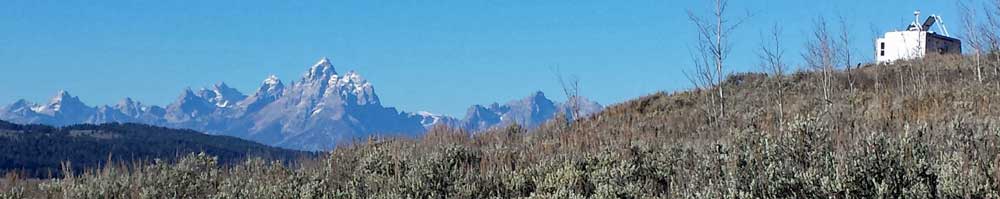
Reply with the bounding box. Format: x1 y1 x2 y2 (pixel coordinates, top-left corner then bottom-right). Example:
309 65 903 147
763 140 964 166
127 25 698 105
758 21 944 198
876 11 961 63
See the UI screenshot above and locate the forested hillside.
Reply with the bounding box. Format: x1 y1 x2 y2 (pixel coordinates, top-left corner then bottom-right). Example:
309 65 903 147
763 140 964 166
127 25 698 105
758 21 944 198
3 55 999 198
0 121 313 178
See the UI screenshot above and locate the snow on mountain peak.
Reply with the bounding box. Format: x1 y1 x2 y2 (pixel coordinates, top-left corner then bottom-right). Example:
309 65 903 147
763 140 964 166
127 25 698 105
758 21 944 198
51 90 73 103
115 97 146 116
330 70 378 105
417 111 436 116
36 90 87 113
205 82 247 108
253 75 285 96
264 75 281 85
22 90 96 121
338 71 372 90
306 57 337 80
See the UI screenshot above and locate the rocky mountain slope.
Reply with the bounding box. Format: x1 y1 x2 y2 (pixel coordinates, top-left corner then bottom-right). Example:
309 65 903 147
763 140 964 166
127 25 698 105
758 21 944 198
0 58 603 150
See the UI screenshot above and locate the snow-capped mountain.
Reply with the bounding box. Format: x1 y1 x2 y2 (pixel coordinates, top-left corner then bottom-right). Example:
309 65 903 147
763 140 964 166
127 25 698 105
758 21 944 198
412 111 462 129
237 57 425 150
0 99 44 124
198 83 247 108
0 57 604 150
165 88 219 123
8 91 98 126
408 91 602 132
459 91 603 132
238 75 284 114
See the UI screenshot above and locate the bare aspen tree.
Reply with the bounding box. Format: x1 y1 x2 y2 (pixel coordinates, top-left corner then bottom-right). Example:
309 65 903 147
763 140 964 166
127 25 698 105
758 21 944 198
684 43 720 122
684 43 719 91
804 17 836 105
838 15 856 91
687 0 747 119
552 66 581 121
961 0 984 83
987 0 1000 90
757 24 787 131
870 24 884 94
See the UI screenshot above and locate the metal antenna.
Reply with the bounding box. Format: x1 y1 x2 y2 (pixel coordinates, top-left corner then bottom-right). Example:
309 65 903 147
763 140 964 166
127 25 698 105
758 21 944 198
933 15 951 37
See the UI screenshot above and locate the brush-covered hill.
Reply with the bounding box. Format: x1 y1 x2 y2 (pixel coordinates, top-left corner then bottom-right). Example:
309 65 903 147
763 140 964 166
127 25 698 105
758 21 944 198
6 55 999 198
553 55 991 150
0 120 314 178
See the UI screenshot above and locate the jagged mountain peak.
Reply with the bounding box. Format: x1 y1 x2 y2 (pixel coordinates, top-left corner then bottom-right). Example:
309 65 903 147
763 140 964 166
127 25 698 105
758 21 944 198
212 82 232 91
54 90 71 98
17 90 97 124
530 91 546 98
264 75 282 86
253 75 285 96
166 88 217 121
116 97 137 109
34 90 89 114
237 75 286 113
115 97 144 112
334 70 377 104
459 91 603 132
208 82 247 108
49 90 81 105
188 83 247 108
522 91 554 106
330 70 369 88
411 111 461 128
120 97 135 104
181 87 196 95
174 88 213 107
305 57 337 81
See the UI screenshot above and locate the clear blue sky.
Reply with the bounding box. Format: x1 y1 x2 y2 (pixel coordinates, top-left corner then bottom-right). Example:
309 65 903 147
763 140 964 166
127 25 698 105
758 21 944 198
0 0 964 117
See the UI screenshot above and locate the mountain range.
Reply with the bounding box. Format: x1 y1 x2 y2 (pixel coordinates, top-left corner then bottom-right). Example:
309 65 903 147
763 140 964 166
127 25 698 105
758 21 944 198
0 58 602 150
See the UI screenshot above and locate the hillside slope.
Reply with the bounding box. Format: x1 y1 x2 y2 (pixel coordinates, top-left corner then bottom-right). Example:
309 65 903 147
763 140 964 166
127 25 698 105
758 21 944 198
0 120 312 178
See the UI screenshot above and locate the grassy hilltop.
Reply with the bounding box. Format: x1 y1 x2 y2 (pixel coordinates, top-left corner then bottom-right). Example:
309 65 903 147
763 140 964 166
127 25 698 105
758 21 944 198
4 55 1000 198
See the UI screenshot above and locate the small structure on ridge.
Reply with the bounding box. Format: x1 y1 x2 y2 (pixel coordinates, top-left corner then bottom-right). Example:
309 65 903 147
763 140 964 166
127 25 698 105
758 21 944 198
876 10 961 63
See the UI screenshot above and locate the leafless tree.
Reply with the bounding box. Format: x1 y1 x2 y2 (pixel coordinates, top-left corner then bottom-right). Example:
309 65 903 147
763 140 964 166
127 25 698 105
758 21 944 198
804 17 836 105
838 15 857 91
986 0 1000 90
684 41 720 91
686 0 747 120
961 0 985 83
684 43 721 123
870 23 884 94
757 24 787 131
552 66 581 121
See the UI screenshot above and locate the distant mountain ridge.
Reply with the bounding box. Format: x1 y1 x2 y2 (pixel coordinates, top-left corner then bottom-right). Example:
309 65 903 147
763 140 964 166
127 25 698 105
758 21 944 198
0 57 603 150
460 91 603 132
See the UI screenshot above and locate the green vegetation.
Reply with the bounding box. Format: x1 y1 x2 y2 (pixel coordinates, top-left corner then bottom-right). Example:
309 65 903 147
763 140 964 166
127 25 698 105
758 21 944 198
0 122 313 179
2 55 999 198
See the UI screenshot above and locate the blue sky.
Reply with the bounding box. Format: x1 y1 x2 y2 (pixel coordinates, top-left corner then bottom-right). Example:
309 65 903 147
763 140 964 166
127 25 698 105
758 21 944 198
0 0 964 116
